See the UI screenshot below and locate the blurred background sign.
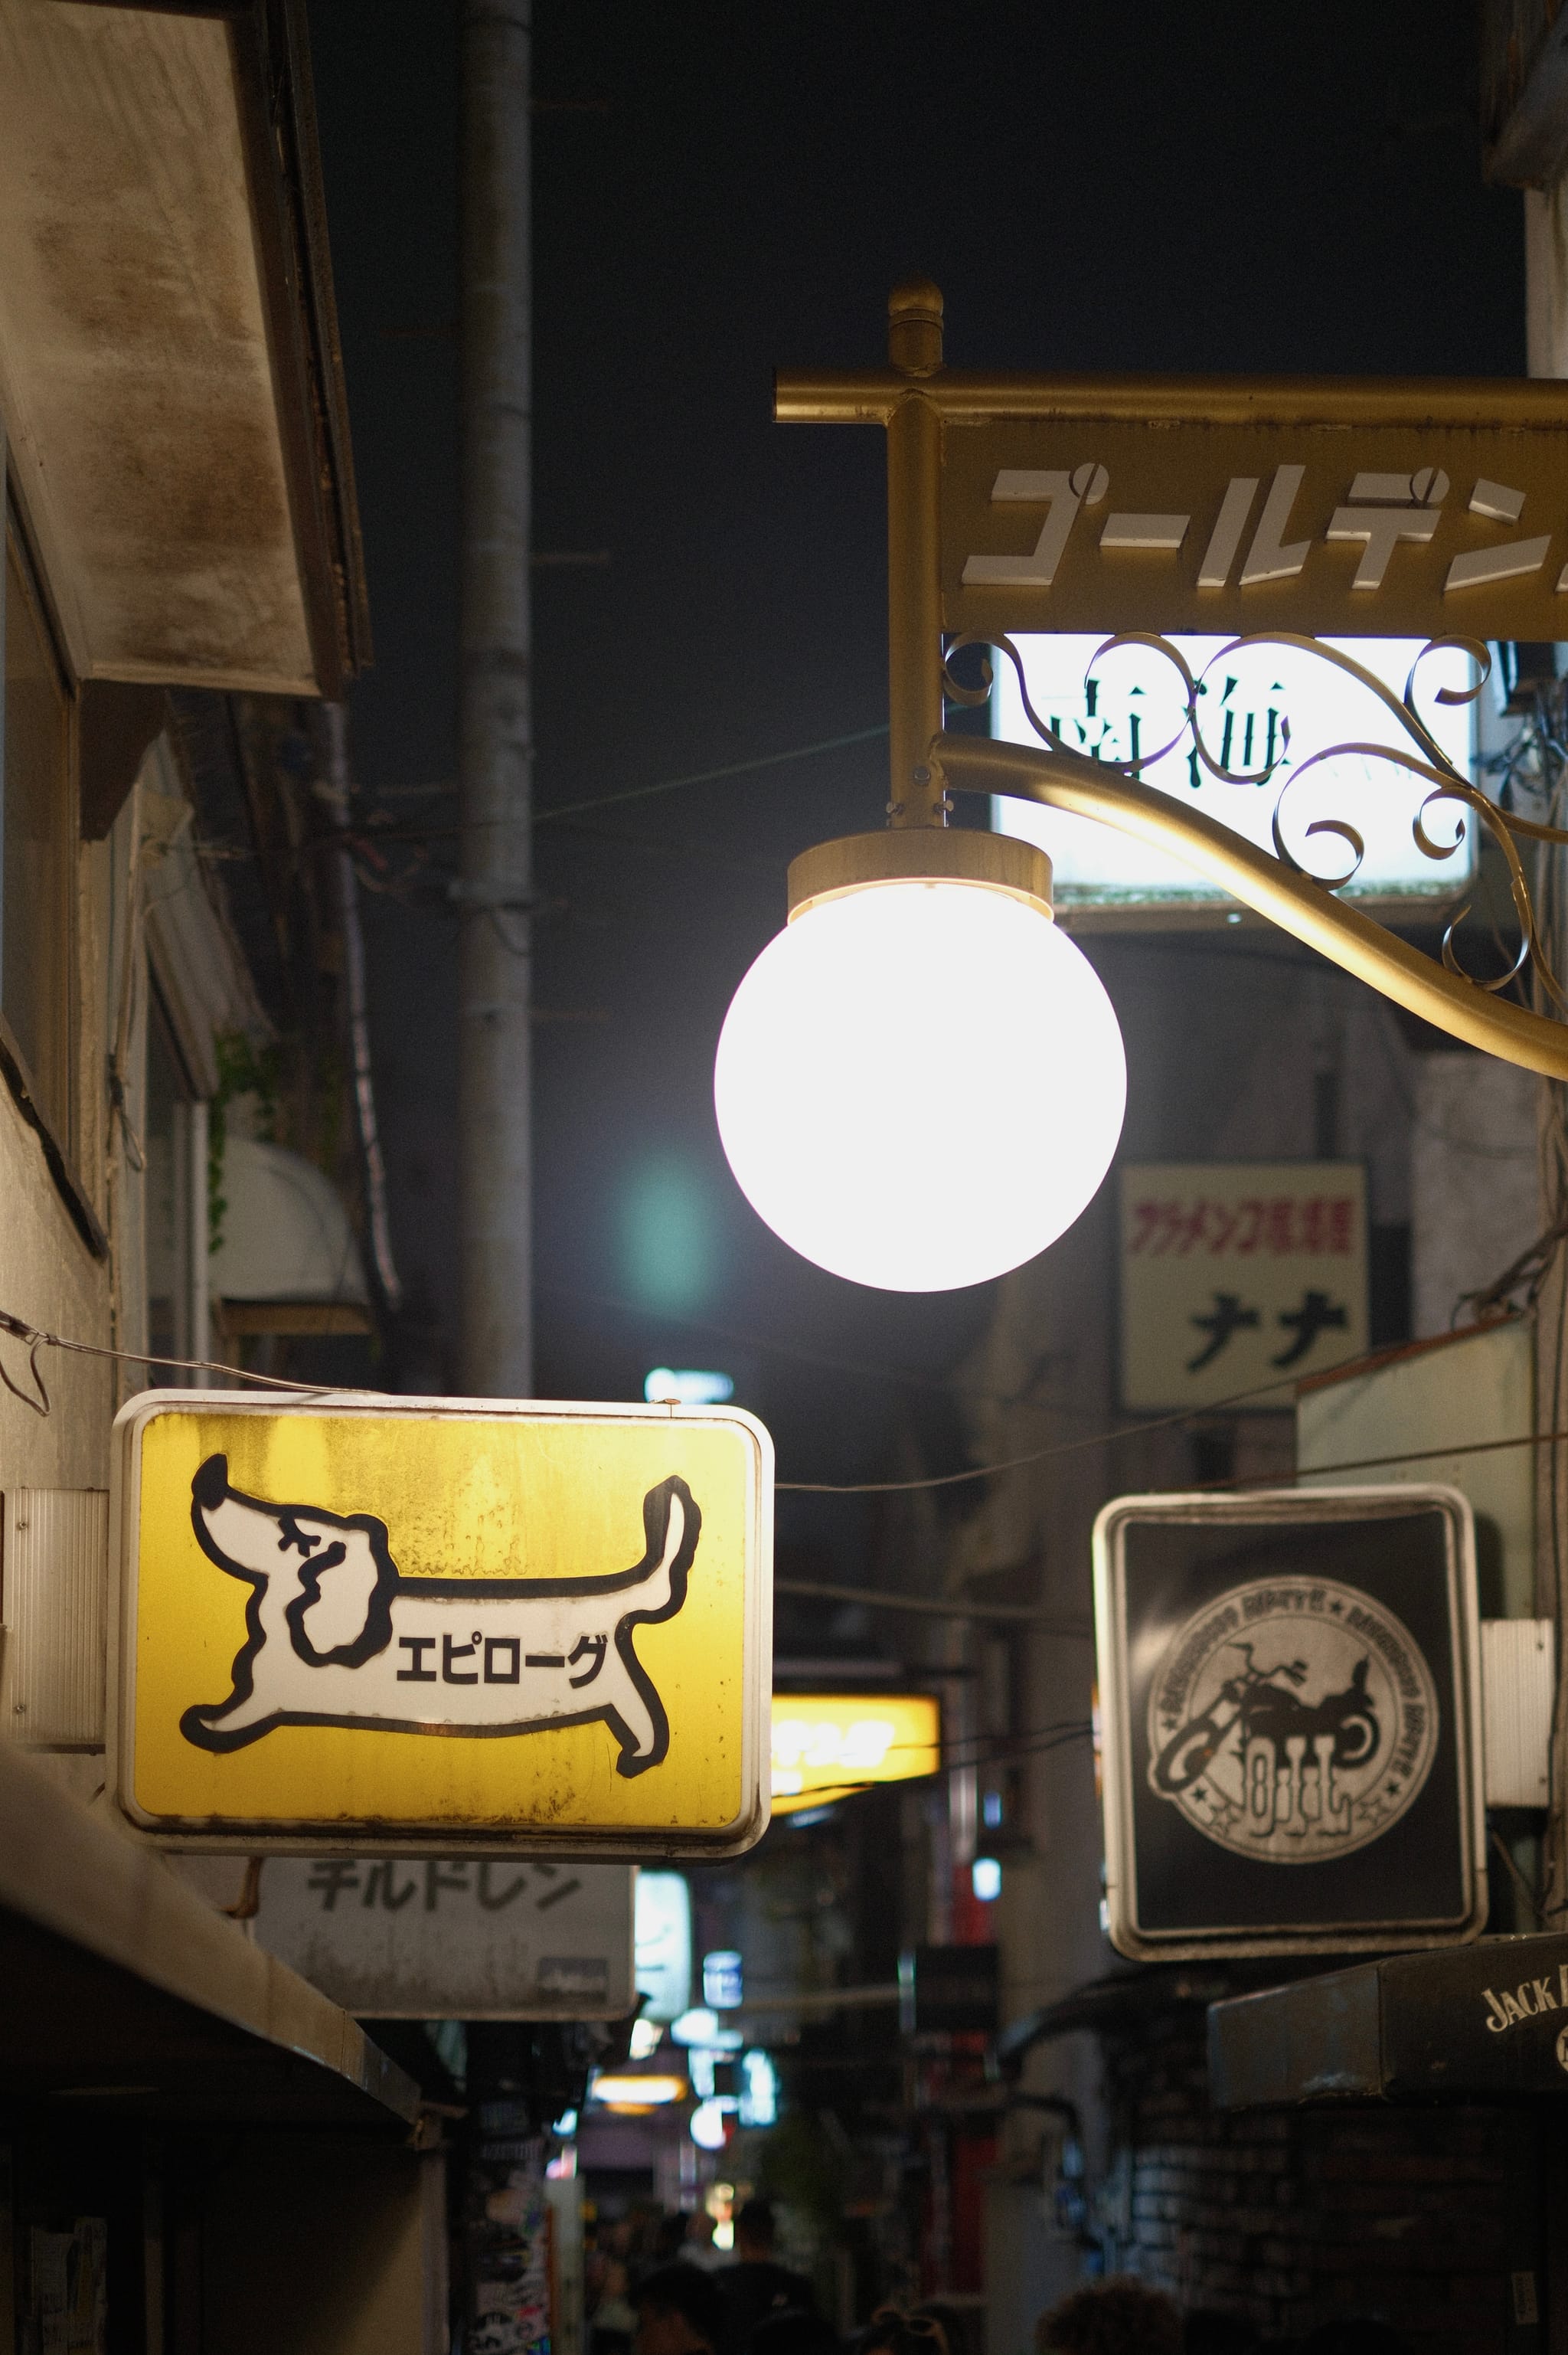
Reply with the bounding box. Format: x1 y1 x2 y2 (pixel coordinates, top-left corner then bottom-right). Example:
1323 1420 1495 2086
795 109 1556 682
251 1856 635 2019
769 1691 942 1813
1119 1161 1370 1410
632 1870 692 2023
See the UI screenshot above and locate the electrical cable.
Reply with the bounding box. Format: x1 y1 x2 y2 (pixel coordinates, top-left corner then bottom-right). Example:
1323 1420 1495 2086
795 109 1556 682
10 1298 1553 1502
774 1339 1409 1493
0 1307 338 1415
776 1573 1086 1629
1195 1421 1568 1492
532 722 890 826
777 1722 1095 1813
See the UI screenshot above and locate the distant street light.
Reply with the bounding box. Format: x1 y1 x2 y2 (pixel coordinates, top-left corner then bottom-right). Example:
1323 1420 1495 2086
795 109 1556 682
588 2070 688 2110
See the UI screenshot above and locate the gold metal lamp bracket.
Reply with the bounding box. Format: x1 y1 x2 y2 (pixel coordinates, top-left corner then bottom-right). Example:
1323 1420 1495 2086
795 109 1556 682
929 729 1568 1083
776 282 1568 1087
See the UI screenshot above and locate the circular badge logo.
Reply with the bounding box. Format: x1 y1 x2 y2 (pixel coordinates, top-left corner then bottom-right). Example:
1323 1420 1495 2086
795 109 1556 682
1145 1575 1439 1863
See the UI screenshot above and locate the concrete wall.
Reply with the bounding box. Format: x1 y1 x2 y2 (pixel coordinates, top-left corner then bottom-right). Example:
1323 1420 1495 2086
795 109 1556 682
0 818 121 1498
198 2132 437 2355
1095 2007 1547 2353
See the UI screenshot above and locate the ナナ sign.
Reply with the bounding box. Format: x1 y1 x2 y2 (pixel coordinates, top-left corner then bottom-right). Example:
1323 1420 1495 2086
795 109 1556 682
1093 1485 1484 1960
251 1855 635 2019
109 1393 772 1856
1119 1162 1370 1411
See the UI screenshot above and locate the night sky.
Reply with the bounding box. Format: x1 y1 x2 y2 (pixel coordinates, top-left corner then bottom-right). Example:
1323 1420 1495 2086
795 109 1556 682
305 2 1522 1590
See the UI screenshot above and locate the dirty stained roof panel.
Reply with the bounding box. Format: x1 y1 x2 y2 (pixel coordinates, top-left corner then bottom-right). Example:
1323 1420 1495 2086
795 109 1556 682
0 0 367 695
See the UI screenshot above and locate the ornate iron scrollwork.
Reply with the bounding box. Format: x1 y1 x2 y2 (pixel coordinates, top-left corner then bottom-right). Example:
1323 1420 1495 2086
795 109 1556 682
940 626 1568 1015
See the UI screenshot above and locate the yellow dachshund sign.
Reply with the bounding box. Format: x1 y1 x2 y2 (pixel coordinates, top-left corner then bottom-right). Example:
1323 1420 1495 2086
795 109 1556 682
110 1393 772 1856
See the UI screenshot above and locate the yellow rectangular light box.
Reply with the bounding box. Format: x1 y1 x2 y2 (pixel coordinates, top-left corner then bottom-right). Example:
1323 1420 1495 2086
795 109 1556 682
769 1692 942 1814
110 1392 773 1858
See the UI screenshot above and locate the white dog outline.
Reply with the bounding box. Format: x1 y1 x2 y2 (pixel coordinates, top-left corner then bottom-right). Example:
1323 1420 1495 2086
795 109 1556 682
180 1453 700 1777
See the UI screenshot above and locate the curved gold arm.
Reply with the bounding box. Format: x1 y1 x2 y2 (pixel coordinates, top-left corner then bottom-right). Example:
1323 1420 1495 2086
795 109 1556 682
931 733 1568 1083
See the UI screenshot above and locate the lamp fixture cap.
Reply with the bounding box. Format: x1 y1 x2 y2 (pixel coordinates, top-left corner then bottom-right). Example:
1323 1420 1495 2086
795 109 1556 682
786 827 1053 921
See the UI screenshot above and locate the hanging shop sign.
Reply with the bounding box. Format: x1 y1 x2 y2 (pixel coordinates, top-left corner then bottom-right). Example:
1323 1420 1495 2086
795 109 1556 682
250 1856 635 2020
633 1869 693 2022
939 379 1568 641
1119 1161 1370 1412
1208 1928 1568 2107
1093 1486 1484 1961
769 1691 942 1813
109 1392 773 1857
991 633 1478 920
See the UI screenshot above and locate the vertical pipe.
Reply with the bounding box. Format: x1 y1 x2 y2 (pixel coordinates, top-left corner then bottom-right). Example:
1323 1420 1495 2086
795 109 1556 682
459 0 533 1397
323 702 402 1312
190 1101 209 1387
175 1100 210 1388
885 282 946 829
1524 198 1568 1928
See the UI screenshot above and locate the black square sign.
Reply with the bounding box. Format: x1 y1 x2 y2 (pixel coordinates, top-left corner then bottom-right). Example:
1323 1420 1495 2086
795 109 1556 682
1093 1487 1484 1960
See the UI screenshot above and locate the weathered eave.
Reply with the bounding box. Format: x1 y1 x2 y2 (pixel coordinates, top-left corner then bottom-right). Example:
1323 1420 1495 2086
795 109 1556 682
0 0 369 696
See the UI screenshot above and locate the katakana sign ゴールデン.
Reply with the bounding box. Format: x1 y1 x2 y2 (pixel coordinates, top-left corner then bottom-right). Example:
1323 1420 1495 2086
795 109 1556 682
938 382 1568 640
109 1393 772 1856
1118 1161 1370 1411
1093 1485 1485 1961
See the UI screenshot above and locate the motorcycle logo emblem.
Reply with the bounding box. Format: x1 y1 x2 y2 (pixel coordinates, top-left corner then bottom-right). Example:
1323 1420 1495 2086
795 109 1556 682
1146 1576 1439 1861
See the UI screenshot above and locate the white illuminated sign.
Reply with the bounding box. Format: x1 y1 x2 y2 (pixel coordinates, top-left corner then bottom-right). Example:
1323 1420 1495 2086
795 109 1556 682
633 1870 692 2024
703 1948 743 2009
991 635 1478 913
739 2049 778 2127
644 1368 735 1405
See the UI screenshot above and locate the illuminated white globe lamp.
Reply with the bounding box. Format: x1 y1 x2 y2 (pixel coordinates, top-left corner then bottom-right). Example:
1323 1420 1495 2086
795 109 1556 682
714 828 1126 1291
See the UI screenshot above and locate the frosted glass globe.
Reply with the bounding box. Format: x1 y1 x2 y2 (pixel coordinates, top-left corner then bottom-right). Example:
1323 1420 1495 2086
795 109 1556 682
714 878 1126 1291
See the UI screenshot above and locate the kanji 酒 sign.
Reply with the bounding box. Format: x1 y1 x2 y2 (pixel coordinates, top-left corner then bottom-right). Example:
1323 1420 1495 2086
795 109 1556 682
109 1393 772 1857
1119 1162 1369 1411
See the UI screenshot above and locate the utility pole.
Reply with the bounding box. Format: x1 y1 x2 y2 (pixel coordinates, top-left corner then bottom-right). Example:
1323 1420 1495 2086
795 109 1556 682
457 0 533 1396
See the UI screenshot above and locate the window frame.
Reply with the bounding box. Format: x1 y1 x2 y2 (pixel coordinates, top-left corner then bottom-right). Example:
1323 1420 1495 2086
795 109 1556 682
0 465 103 1258
141 980 211 1388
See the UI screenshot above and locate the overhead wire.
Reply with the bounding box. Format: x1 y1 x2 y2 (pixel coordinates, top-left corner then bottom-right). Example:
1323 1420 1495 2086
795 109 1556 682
773 1339 1400 1493
776 1722 1095 1814
0 1307 341 1415
532 722 890 826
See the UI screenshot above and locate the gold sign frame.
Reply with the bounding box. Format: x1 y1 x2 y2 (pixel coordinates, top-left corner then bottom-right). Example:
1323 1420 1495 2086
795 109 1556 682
776 285 1568 1083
